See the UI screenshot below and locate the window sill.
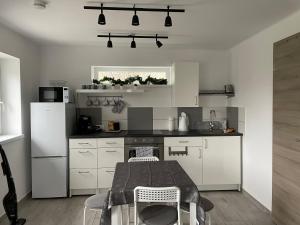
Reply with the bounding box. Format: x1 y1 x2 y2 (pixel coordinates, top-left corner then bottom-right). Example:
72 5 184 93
0 134 24 145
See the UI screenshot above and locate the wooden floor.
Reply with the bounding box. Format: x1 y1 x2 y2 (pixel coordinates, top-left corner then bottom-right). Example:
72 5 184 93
0 191 274 225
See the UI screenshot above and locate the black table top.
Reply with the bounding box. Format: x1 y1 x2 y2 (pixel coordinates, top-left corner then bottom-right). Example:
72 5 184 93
110 160 200 206
70 129 243 139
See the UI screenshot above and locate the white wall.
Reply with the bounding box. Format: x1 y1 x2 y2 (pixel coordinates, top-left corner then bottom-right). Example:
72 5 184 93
229 9 300 210
0 23 40 217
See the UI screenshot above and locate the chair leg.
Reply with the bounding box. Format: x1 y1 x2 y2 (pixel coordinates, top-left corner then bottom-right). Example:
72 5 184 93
83 207 87 225
206 213 211 225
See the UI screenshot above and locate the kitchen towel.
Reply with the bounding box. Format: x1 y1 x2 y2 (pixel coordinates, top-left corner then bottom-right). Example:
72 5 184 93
134 146 154 157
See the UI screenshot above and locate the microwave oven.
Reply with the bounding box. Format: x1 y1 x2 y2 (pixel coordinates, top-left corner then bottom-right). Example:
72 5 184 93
39 87 73 103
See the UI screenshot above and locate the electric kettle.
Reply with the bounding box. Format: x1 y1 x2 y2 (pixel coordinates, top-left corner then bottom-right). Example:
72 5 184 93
178 112 189 132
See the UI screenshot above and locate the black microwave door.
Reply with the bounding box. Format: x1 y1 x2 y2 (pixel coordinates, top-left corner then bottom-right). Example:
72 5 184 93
39 87 63 102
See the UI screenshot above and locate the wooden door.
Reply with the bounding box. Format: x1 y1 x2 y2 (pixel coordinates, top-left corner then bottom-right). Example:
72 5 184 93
273 33 300 225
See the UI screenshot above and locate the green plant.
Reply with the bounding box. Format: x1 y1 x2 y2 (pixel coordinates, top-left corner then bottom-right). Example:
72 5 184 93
94 75 167 85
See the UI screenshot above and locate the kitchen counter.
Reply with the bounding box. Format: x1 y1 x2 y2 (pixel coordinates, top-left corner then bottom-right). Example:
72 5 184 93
69 129 243 138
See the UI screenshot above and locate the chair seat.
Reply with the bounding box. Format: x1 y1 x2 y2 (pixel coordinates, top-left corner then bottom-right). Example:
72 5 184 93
139 205 178 225
84 193 107 210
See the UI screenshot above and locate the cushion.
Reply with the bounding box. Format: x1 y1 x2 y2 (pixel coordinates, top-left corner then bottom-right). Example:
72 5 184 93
84 192 108 209
180 197 214 212
139 205 178 225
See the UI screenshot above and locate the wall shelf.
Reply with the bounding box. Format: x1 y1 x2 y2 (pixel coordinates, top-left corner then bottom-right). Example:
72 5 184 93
76 89 145 94
199 90 235 97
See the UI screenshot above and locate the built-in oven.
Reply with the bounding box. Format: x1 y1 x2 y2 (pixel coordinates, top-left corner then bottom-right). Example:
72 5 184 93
39 87 73 103
124 137 164 162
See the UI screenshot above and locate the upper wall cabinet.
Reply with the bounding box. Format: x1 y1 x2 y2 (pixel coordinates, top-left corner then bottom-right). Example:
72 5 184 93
172 62 200 107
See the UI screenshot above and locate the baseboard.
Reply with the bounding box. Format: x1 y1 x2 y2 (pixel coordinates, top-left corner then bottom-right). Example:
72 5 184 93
0 191 31 222
242 189 271 214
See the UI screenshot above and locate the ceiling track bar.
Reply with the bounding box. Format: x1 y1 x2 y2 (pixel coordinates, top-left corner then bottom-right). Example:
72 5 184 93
84 6 185 13
97 34 168 39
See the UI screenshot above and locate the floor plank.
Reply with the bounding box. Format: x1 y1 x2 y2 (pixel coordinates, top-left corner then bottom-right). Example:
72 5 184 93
0 191 274 225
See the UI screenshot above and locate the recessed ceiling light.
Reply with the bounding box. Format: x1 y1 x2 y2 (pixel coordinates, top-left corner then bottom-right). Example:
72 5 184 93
33 0 48 9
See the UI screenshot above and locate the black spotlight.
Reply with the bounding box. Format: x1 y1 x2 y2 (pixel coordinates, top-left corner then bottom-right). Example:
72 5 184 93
156 34 163 48
98 3 106 25
107 33 113 48
131 36 136 48
132 5 139 26
165 6 172 27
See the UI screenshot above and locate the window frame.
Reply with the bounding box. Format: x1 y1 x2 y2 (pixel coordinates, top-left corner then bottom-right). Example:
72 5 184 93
91 66 172 84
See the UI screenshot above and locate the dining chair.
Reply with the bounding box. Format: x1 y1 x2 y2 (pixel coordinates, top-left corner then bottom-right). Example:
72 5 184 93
83 191 110 225
134 186 181 225
128 156 159 162
181 196 214 225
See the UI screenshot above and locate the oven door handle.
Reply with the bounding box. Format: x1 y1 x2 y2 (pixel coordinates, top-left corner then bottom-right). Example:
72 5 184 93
128 147 160 150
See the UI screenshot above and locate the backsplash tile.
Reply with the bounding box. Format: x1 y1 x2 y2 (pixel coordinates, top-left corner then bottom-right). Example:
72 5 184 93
76 108 102 125
128 107 153 130
227 107 239 130
177 107 203 130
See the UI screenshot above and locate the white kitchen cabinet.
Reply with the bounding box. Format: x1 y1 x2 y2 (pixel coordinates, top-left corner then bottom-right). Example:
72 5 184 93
164 137 203 186
98 168 116 189
202 137 241 186
172 62 200 107
164 146 203 185
98 147 123 168
69 138 124 195
70 169 98 189
70 148 97 169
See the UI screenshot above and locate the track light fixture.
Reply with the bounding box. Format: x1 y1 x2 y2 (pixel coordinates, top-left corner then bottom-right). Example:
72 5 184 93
132 5 139 26
98 3 106 25
98 34 168 48
84 4 184 26
156 34 163 48
107 33 113 48
165 6 172 27
131 36 136 48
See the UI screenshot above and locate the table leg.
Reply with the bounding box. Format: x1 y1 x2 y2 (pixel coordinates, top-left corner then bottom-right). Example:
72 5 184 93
122 205 130 225
190 202 197 225
111 205 123 225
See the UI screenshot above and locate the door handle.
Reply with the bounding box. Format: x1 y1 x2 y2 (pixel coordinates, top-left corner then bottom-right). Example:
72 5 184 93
78 171 90 174
105 170 115 173
179 141 189 144
199 148 202 159
204 139 208 149
106 142 117 145
105 150 117 153
78 150 90 154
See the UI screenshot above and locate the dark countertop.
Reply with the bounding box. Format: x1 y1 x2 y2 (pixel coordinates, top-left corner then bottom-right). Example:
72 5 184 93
69 129 243 139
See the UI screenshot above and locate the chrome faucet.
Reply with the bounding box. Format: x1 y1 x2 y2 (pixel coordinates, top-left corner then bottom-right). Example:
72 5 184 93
209 110 216 131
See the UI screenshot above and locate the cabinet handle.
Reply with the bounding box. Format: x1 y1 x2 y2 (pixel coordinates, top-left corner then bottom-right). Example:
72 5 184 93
78 150 90 153
199 148 202 159
105 170 115 173
204 139 208 149
78 171 90 174
106 142 117 145
179 141 189 144
105 150 117 153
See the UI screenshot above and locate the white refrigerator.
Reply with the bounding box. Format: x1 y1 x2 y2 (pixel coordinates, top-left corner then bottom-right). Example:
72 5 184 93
31 103 75 198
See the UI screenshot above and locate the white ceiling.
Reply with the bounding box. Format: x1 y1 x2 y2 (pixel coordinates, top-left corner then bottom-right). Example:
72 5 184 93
0 0 300 49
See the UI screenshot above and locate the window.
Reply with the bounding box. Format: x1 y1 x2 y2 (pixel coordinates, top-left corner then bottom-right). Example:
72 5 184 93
91 66 171 84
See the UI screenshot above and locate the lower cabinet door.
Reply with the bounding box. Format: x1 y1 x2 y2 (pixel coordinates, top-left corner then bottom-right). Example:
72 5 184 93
98 168 115 188
164 146 203 185
203 137 241 185
70 169 97 189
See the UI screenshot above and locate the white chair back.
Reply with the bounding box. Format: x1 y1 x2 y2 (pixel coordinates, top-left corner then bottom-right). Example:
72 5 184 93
128 156 159 162
134 186 181 225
